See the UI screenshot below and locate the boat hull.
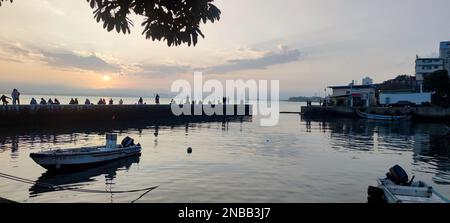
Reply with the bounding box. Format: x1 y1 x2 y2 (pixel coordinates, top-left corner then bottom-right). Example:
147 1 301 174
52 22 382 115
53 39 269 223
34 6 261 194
30 146 141 171
376 178 449 203
357 110 411 121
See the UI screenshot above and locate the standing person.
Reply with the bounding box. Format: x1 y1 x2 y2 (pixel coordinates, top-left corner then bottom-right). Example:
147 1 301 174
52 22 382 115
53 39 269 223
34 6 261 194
30 98 37 105
222 97 227 104
74 98 79 105
155 94 160 104
119 99 123 105
16 89 20 105
138 97 143 105
11 89 17 105
1 94 11 105
40 98 47 105
48 98 53 104
109 98 113 105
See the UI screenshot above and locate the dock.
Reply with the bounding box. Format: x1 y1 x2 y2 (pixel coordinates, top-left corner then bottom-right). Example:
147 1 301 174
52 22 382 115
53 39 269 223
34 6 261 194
301 105 450 121
0 104 252 127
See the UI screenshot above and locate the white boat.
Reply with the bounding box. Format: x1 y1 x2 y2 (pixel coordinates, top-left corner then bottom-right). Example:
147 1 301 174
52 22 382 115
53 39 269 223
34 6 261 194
368 165 449 203
30 133 141 171
376 178 449 203
356 110 411 121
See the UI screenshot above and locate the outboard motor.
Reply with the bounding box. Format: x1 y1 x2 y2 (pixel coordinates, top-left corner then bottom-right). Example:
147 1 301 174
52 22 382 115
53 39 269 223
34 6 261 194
121 136 135 147
386 165 414 186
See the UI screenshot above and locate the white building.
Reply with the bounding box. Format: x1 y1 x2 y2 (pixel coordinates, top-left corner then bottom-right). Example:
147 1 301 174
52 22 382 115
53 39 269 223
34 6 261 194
362 77 373 85
379 92 431 105
415 41 450 86
440 41 450 71
328 82 377 107
415 57 445 82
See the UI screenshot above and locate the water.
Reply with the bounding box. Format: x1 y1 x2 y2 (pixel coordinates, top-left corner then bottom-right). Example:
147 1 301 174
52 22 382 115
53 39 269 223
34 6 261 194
0 101 449 203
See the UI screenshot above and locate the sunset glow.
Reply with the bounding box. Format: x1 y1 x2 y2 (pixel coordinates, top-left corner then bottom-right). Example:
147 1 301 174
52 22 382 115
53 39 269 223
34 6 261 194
102 75 111 81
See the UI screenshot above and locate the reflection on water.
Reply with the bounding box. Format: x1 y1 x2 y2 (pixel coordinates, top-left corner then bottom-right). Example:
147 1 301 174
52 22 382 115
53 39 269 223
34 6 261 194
30 155 141 197
302 116 450 186
0 109 449 202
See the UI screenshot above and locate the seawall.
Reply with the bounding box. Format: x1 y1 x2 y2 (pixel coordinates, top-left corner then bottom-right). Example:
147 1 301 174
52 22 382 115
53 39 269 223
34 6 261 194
301 105 450 121
0 104 252 127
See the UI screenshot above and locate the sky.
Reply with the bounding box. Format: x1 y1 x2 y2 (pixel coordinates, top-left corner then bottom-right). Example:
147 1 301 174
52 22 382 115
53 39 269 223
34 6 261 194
0 0 449 99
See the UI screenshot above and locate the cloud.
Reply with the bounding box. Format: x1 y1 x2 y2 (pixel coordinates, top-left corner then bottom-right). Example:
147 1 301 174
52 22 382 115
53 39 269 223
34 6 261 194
0 56 22 63
1 39 301 76
0 42 33 63
5 44 30 56
131 45 302 77
133 64 192 77
204 45 302 74
40 51 121 72
0 40 121 73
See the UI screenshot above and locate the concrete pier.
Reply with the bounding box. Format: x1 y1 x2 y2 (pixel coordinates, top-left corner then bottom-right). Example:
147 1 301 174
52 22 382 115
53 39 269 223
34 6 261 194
0 197 16 203
301 105 450 121
0 104 252 127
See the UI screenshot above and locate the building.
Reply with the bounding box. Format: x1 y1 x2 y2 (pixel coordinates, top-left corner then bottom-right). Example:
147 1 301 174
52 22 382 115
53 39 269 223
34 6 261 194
362 77 373 85
328 81 377 107
415 57 445 82
415 42 450 92
379 92 431 106
440 41 450 71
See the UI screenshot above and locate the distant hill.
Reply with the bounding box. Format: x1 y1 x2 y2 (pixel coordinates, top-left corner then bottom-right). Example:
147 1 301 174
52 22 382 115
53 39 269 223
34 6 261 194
288 96 324 102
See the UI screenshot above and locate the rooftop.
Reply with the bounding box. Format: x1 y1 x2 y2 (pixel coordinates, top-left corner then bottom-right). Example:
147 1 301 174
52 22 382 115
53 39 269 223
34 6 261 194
415 57 444 61
328 84 377 89
440 41 450 49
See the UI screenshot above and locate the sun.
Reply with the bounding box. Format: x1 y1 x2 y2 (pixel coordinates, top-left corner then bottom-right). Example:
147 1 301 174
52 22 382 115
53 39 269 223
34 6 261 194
102 75 111 81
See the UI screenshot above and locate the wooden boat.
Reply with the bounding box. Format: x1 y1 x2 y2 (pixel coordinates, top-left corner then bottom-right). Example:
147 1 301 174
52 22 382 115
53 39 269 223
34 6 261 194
368 165 449 203
30 133 141 171
356 110 411 121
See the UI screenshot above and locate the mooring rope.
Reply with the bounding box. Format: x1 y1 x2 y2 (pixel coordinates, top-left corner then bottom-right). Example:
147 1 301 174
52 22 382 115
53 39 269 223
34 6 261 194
0 172 158 194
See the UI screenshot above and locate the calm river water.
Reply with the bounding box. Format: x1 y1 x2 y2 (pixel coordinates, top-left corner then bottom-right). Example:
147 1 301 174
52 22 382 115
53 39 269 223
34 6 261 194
0 100 449 203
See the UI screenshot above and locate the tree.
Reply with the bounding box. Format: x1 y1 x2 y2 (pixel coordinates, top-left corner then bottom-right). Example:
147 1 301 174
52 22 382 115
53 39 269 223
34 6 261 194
0 0 221 47
423 70 450 106
378 75 418 92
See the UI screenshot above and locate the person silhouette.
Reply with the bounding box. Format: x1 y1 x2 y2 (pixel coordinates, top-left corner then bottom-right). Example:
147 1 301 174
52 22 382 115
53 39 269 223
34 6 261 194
155 94 160 104
1 94 11 105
